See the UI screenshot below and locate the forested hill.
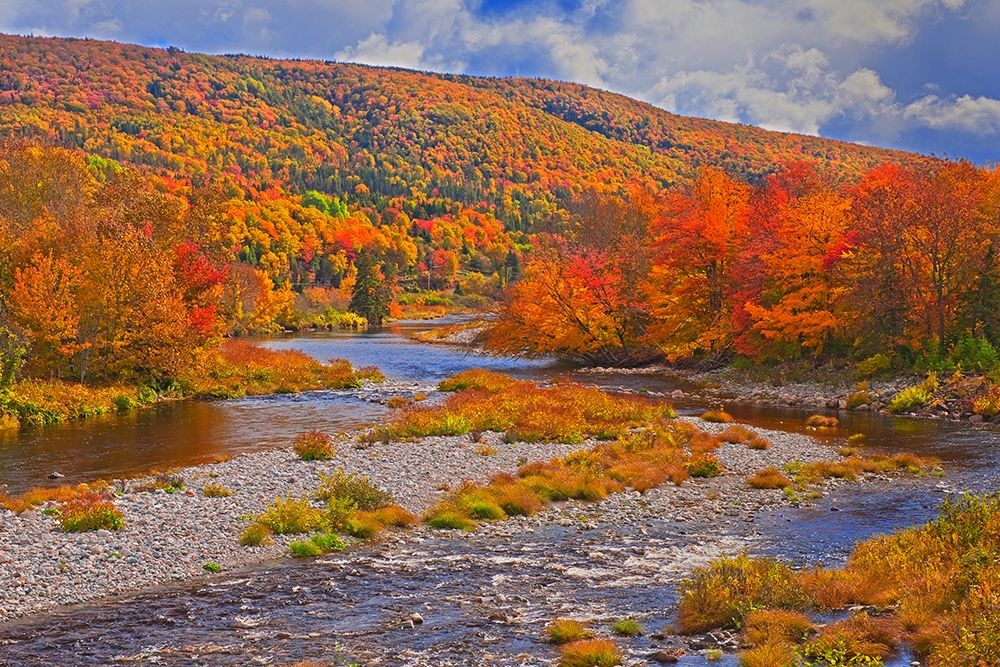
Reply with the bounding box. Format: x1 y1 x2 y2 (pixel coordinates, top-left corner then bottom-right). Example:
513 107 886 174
0 33 916 229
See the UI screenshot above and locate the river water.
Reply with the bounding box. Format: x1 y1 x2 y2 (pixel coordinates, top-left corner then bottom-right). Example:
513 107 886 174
0 320 997 666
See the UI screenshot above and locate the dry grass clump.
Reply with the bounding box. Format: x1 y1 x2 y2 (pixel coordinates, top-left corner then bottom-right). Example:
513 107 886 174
57 492 125 532
743 609 815 646
474 443 497 456
240 522 273 546
183 340 383 398
546 619 594 644
202 483 234 497
392 370 675 444
785 452 938 489
345 506 418 538
386 396 411 409
559 639 622 667
806 414 839 428
719 425 754 443
700 409 734 423
682 494 1000 665
747 436 771 450
426 424 700 530
438 368 518 393
292 430 335 461
0 481 108 514
677 555 808 634
748 467 791 490
687 454 723 478
738 641 797 667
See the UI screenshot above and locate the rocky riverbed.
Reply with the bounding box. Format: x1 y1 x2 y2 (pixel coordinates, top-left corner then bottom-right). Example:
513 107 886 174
0 416 938 666
0 430 579 623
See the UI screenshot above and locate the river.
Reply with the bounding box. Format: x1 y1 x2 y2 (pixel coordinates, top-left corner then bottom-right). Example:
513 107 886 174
0 320 997 666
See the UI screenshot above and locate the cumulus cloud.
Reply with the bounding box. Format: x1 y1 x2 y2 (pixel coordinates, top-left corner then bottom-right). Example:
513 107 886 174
904 94 1000 134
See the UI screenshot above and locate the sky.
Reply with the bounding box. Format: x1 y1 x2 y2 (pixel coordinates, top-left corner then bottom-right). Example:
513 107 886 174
1 0 998 162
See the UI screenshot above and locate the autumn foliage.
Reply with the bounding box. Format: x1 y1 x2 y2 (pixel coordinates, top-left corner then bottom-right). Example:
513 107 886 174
488 162 1000 366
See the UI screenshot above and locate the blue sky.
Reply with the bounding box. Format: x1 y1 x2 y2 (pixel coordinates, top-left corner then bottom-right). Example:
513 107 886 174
1 0 998 162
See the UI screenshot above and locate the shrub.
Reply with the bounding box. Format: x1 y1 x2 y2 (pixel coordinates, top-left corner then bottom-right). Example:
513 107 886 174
949 336 1000 372
688 454 723 478
559 639 622 667
887 385 931 412
311 531 346 552
677 555 808 633
546 619 593 644
748 467 791 490
202 561 222 573
856 353 891 378
701 409 734 423
203 483 233 497
240 522 273 546
58 493 125 532
289 539 323 558
610 618 643 637
973 385 1000 417
290 532 345 557
293 430 335 461
474 443 497 456
258 497 325 534
806 414 839 428
315 469 393 510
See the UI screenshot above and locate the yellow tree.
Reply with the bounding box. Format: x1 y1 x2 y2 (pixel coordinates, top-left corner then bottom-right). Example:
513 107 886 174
8 252 87 377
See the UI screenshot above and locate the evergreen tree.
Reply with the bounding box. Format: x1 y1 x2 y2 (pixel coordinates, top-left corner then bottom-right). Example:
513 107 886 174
349 252 392 327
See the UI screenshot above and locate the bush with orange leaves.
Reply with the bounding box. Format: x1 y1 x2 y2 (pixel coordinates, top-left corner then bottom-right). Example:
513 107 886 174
391 370 676 444
181 340 383 398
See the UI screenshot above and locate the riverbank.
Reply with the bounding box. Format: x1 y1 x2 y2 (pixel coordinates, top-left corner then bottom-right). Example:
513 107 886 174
0 340 383 432
0 412 923 633
581 363 1000 424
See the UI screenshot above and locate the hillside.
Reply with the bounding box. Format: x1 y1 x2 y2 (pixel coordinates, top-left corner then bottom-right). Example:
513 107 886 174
0 33 916 230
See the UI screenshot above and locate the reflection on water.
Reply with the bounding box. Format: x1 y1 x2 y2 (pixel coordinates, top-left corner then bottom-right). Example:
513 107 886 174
0 320 554 493
3 318 999 497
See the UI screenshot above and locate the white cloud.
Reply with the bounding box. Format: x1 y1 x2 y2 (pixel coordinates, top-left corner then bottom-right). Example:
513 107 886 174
904 94 1000 134
336 32 447 71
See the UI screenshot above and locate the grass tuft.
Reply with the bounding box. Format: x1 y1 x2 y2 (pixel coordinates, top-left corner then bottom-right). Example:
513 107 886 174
546 619 594 644
57 493 125 532
558 639 622 667
748 467 792 490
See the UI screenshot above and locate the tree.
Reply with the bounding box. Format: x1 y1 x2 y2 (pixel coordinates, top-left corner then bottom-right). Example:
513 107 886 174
743 173 852 357
349 252 393 327
8 252 87 377
644 168 751 360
